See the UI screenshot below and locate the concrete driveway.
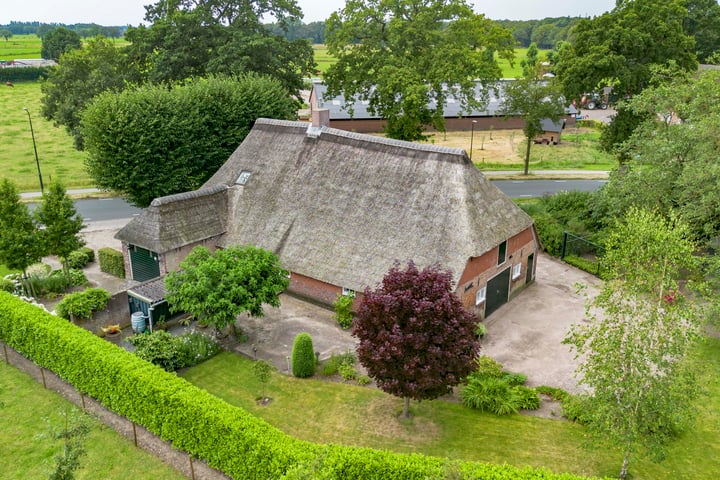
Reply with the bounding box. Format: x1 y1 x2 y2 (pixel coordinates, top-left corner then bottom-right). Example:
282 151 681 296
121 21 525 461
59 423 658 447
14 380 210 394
232 253 598 392
480 253 599 393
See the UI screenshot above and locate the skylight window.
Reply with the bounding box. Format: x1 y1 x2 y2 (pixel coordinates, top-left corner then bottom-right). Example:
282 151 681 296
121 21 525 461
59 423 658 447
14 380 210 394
235 171 252 185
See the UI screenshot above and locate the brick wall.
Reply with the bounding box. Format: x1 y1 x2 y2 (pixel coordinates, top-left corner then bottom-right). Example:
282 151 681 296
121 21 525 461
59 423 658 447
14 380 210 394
457 227 538 319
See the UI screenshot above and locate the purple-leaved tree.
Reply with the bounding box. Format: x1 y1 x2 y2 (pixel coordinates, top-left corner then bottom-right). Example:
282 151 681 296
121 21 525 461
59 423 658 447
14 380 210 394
352 261 480 418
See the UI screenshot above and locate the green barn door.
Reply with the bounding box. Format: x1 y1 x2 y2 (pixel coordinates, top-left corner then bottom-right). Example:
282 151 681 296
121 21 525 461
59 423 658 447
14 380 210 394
129 245 160 282
485 267 511 318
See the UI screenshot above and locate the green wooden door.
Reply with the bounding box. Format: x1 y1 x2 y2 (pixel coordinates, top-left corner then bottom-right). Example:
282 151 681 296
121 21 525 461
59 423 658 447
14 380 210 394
485 267 511 318
129 245 160 282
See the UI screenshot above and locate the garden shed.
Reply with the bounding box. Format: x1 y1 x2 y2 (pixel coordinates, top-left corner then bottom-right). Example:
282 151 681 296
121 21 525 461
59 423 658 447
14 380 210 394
126 276 172 331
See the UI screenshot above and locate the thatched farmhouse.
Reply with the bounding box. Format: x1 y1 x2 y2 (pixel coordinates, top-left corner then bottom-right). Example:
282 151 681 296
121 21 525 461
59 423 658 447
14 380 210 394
309 80 577 134
116 115 539 319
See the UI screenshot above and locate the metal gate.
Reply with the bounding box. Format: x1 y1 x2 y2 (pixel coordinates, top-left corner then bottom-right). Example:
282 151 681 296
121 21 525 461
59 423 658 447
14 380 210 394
485 267 511 318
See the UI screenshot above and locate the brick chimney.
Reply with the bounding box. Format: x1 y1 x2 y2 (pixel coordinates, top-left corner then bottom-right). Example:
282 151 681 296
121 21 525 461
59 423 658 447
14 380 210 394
312 108 330 128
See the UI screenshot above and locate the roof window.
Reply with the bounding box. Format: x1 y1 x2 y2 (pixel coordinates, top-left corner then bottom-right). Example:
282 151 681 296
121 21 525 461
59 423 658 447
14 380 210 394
235 171 252 185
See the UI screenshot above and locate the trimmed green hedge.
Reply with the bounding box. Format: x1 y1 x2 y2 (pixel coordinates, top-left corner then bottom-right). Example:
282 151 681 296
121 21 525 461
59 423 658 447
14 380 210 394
0 66 52 82
98 247 125 278
0 292 598 480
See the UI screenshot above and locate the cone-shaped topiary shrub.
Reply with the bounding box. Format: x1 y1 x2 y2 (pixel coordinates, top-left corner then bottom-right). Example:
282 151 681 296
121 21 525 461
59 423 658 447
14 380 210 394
291 332 315 378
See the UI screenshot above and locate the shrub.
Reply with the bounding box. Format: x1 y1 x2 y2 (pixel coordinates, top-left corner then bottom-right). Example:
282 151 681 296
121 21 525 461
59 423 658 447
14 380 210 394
515 385 541 410
321 351 356 377
502 372 528 387
333 293 354 329
561 393 594 424
338 363 357 381
128 330 182 371
563 254 603 277
55 288 110 321
65 247 95 269
0 278 14 293
474 322 486 338
176 331 221 368
98 247 125 278
462 376 520 415
535 385 569 402
291 332 316 378
471 355 504 379
357 375 371 386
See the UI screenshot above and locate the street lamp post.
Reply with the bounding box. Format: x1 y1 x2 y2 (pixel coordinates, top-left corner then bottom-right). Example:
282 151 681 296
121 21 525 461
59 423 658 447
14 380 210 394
23 107 44 194
469 119 478 161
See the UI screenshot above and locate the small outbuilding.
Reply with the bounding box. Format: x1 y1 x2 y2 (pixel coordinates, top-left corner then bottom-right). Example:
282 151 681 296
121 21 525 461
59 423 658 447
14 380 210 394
534 118 567 145
116 116 540 319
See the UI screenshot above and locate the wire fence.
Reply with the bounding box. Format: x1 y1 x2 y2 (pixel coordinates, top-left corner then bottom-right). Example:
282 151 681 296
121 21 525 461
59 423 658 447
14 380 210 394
560 231 604 277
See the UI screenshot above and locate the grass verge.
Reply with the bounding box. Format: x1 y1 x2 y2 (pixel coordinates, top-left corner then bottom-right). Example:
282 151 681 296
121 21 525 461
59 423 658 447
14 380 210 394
0 361 184 479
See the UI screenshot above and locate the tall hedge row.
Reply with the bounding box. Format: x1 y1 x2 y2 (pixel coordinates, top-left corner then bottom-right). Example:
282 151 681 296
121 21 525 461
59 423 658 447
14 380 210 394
0 292 597 480
98 247 125 278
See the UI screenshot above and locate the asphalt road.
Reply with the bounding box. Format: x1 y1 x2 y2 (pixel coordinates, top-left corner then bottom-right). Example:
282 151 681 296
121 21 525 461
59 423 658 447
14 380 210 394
26 179 607 222
492 179 608 198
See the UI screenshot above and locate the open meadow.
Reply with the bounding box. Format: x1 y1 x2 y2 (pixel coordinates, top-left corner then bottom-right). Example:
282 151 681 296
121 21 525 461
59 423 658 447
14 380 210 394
0 81 93 191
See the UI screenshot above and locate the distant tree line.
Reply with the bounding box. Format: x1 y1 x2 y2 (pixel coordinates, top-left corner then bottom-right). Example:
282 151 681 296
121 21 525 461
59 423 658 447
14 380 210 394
264 20 325 44
0 21 124 38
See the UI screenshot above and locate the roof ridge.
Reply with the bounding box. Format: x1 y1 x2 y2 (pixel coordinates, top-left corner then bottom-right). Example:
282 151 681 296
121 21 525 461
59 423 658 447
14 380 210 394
150 184 227 207
255 118 468 159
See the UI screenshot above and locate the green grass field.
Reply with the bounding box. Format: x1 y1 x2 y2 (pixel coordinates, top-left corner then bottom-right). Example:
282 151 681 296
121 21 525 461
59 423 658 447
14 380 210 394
0 34 42 60
311 45 549 79
0 362 184 479
0 81 93 191
181 338 720 480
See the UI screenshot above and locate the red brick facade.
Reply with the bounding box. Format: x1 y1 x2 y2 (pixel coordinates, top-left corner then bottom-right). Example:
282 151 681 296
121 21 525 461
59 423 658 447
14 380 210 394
457 226 538 318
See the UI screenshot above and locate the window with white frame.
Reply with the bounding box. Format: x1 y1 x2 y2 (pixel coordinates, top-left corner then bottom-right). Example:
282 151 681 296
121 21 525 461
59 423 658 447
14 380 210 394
342 287 355 297
512 263 522 280
475 286 487 305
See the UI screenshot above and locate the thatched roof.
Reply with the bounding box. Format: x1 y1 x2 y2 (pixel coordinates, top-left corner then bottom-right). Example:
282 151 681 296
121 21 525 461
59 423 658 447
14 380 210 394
200 119 533 291
115 184 228 252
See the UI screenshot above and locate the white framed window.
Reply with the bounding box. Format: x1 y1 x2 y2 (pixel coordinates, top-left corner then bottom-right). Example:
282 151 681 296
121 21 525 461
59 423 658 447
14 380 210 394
235 170 252 185
342 287 355 297
512 263 522 280
475 286 487 305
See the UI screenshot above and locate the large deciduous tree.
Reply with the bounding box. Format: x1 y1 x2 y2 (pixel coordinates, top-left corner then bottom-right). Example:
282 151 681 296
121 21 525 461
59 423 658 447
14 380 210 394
81 74 297 207
33 181 85 285
165 245 289 337
0 179 45 295
323 0 515 141
124 0 316 96
564 208 702 480
352 261 479 418
41 36 138 149
41 27 82 61
592 68 720 242
554 0 697 100
500 68 566 175
684 0 720 62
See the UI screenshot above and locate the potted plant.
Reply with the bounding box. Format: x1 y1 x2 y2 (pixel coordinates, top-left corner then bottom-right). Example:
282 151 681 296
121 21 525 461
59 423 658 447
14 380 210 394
101 324 122 338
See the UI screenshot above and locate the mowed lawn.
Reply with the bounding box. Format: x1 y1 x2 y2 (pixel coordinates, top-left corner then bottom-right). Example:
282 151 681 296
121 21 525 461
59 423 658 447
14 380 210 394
0 81 93 191
181 337 720 480
0 33 42 59
0 361 184 479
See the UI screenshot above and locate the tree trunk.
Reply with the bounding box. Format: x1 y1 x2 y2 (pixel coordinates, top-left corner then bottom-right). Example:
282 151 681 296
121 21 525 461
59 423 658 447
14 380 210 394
619 449 630 479
524 136 532 175
402 397 410 418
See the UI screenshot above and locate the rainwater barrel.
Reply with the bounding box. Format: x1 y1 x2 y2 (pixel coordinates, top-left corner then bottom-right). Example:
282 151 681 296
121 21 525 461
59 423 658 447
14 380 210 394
131 311 146 333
